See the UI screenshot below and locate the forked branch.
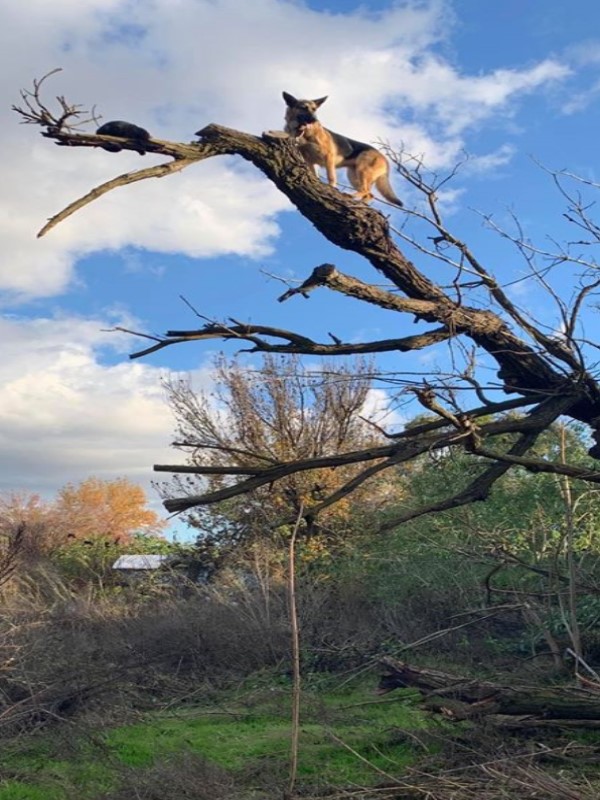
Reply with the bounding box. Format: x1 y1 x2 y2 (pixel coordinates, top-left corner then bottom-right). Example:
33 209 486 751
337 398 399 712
113 321 450 358
12 69 96 132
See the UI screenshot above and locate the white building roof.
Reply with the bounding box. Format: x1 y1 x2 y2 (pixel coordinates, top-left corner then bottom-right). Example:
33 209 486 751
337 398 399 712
112 554 170 570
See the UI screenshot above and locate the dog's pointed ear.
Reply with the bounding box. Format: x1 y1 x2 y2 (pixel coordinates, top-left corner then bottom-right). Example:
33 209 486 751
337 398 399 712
282 91 298 107
313 96 328 108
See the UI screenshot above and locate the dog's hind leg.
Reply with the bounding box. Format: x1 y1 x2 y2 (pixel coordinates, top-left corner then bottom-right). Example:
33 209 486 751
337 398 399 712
346 165 375 203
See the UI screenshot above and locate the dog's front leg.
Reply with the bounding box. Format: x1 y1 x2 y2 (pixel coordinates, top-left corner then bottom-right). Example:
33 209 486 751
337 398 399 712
325 156 337 188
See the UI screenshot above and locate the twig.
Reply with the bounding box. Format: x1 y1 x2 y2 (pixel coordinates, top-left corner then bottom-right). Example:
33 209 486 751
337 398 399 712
286 503 304 800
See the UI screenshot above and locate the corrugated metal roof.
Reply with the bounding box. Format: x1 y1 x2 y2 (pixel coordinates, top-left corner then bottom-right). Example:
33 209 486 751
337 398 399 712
112 554 170 570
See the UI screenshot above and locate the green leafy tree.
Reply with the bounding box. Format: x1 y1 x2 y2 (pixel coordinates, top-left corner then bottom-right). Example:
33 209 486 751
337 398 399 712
371 420 600 665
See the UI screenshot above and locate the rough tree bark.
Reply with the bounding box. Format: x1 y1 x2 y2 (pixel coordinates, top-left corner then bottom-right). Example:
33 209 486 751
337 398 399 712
13 73 600 525
378 657 600 729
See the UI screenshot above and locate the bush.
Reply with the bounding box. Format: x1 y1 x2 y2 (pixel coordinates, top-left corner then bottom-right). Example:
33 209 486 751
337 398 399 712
0 581 291 737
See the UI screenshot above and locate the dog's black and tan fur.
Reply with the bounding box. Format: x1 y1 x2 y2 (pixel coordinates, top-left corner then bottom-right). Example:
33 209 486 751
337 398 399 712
283 92 403 207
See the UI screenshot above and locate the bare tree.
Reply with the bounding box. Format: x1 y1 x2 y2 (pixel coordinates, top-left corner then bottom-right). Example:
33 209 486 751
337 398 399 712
158 354 400 546
14 73 600 530
0 494 57 585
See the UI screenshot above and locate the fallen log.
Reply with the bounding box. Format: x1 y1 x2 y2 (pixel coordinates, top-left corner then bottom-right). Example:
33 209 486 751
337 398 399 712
378 657 600 727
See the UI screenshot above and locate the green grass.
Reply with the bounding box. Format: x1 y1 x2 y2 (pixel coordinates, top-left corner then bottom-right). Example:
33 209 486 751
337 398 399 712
0 677 430 798
0 739 114 800
0 787 62 800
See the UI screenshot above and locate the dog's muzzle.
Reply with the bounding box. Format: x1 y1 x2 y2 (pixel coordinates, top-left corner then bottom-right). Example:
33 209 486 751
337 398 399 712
296 110 317 126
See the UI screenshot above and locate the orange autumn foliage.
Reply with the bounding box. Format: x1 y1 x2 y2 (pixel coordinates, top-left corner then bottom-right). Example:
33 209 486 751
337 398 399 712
56 477 165 545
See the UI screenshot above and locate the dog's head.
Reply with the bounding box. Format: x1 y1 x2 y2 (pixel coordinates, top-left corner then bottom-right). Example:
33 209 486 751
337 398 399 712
282 92 328 133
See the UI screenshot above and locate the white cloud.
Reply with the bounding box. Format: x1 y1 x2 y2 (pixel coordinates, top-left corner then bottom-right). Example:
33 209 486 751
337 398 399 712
410 59 571 135
1 142 285 300
555 39 600 114
564 39 600 67
361 388 406 432
2 0 573 303
561 78 600 114
0 313 212 516
463 145 516 175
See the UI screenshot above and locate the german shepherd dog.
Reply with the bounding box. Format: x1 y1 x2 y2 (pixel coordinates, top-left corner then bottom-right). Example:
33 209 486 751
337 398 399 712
283 92 403 207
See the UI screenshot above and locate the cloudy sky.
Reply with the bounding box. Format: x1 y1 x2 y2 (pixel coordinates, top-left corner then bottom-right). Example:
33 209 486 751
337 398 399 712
3 0 600 533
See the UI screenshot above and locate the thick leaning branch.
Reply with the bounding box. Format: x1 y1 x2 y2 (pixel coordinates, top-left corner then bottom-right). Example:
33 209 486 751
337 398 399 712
194 125 600 439
119 260 454 357
20 85 600 469
158 397 575 514
159 439 419 513
33 120 600 420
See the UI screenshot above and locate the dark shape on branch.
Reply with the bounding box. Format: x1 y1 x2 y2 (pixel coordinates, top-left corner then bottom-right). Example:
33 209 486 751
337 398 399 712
96 121 151 155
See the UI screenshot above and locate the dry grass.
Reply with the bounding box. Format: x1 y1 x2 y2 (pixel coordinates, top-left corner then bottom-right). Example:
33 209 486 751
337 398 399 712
0 576 290 737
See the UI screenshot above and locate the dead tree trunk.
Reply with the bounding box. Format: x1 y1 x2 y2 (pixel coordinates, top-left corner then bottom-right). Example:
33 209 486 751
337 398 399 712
379 657 600 728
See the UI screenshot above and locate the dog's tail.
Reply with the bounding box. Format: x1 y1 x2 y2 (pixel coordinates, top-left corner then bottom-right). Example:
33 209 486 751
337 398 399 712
375 174 404 208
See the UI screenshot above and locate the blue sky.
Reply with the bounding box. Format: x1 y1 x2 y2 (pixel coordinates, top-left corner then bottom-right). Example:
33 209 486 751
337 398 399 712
3 0 600 533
